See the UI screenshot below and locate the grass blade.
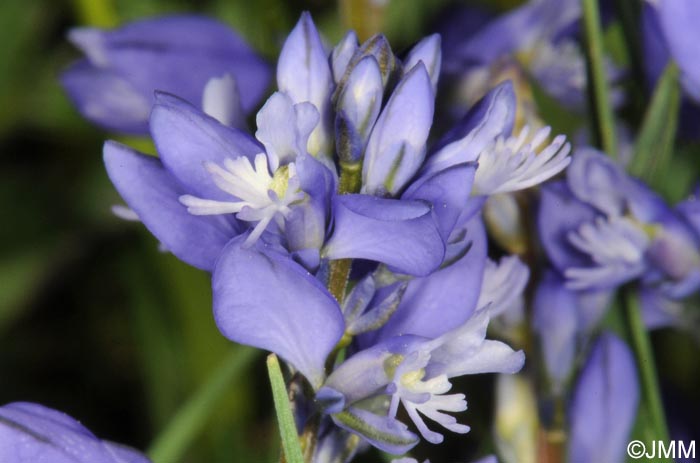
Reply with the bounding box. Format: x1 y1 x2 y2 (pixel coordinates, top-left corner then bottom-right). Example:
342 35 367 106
628 63 680 186
148 347 258 463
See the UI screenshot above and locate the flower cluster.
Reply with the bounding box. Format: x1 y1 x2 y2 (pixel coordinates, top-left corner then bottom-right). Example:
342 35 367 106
74 11 575 460
5 2 700 463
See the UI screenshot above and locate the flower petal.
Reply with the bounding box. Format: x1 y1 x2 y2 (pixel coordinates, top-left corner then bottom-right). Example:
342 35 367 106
566 148 626 217
363 64 434 195
403 34 442 94
568 333 639 463
371 217 487 340
324 195 444 276
277 12 333 156
402 162 477 240
213 235 344 388
61 61 151 134
150 92 263 200
0 402 151 463
532 271 578 392
658 0 700 100
69 16 271 112
538 181 598 272
103 141 236 271
423 81 515 177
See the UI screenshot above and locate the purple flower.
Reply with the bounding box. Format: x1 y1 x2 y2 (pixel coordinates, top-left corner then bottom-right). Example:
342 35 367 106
539 148 700 298
440 0 622 111
101 13 534 455
568 333 639 463
62 15 271 134
0 402 150 463
320 305 524 453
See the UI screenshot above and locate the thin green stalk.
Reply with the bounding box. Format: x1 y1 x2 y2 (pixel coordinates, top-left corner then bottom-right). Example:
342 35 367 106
267 354 305 463
148 347 258 463
624 290 671 447
71 0 118 27
582 0 618 158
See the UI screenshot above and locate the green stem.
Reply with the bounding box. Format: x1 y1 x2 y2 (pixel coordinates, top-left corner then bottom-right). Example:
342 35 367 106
267 354 305 463
147 347 258 463
624 290 671 446
70 0 118 27
582 0 618 158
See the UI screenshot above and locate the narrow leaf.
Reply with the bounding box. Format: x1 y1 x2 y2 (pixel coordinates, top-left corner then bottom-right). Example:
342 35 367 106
628 63 680 186
148 347 258 463
266 354 304 463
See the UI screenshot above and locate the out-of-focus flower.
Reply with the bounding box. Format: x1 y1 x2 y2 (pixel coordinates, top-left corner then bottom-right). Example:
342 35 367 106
643 0 700 102
568 333 639 463
539 149 700 304
440 0 623 111
494 373 538 463
62 16 271 134
0 402 150 463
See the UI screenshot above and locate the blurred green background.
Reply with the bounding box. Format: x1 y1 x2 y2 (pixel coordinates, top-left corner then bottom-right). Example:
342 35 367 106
1 0 699 462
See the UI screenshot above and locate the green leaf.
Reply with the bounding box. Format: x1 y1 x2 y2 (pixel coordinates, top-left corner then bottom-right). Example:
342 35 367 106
148 347 258 463
582 0 618 157
628 63 681 187
266 354 304 463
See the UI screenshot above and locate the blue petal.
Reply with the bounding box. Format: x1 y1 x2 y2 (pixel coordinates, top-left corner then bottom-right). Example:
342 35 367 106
363 64 434 196
61 61 151 134
532 271 578 392
212 235 344 388
538 181 597 272
323 195 444 276
641 2 669 88
427 307 525 378
403 162 476 240
403 34 442 94
423 81 515 177
255 92 319 169
370 217 487 341
286 153 334 253
103 141 236 271
0 402 151 463
150 92 263 200
68 16 271 113
331 31 359 83
277 12 333 156
457 0 580 64
658 0 700 100
566 148 627 216
568 333 639 463
336 56 383 144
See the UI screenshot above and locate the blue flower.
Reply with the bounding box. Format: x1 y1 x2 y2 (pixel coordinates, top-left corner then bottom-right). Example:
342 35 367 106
100 13 539 455
539 149 700 292
440 0 622 111
61 15 271 134
0 402 150 463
